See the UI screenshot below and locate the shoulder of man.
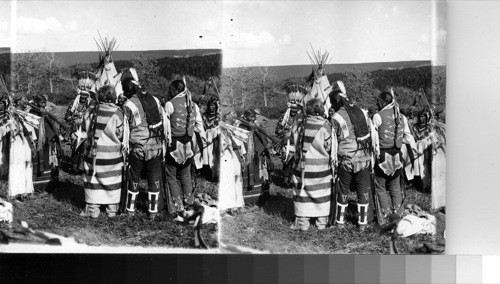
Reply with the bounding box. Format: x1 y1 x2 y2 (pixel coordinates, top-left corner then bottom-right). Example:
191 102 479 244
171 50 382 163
123 97 137 108
331 107 348 121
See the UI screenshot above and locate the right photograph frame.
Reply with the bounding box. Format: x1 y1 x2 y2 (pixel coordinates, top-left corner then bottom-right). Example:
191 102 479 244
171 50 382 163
218 0 446 254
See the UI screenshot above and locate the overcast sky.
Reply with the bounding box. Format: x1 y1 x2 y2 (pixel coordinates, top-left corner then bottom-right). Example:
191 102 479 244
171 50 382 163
223 1 446 67
0 0 446 67
1 1 224 52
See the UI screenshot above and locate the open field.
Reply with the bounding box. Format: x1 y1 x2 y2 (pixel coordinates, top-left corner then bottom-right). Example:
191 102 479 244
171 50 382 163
220 119 445 254
0 106 219 249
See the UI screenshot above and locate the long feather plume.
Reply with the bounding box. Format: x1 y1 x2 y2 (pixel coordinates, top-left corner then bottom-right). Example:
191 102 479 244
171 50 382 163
130 68 139 84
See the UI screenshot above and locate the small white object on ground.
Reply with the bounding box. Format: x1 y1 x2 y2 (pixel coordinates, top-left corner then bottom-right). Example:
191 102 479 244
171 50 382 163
0 199 13 224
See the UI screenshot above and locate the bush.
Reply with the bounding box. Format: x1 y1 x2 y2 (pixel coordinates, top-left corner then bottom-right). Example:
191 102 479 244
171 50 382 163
233 105 288 120
257 106 288 120
50 91 77 106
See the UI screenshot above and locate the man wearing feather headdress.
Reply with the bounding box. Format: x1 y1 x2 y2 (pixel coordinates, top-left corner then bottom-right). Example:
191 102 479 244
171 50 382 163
64 75 95 174
275 84 306 188
372 90 416 220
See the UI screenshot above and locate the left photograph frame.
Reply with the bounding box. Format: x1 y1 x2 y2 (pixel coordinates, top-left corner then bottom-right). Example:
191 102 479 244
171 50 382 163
0 0 222 252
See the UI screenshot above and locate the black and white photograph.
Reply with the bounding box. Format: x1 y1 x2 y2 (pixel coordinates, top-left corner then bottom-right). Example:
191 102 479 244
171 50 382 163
0 0 221 252
0 0 448 255
219 0 447 254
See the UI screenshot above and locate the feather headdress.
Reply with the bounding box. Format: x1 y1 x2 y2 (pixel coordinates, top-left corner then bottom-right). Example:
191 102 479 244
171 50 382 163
283 84 307 106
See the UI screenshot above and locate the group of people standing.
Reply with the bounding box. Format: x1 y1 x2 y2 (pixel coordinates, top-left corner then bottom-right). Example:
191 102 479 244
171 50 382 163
1 69 220 222
0 92 64 199
273 81 429 231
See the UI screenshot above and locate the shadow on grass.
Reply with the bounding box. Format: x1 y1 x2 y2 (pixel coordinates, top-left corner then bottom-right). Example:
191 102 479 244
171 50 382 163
270 168 287 188
261 192 295 223
51 180 86 210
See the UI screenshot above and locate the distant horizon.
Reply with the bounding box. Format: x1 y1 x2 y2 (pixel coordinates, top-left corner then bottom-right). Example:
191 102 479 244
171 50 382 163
1 48 437 66
7 48 222 54
0 48 442 68
222 60 438 68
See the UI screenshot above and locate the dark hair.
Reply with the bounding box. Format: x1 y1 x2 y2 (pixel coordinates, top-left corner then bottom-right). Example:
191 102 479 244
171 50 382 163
244 109 255 117
168 80 185 101
417 109 430 123
33 95 46 104
379 92 393 105
122 78 139 98
98 85 116 103
305 98 324 116
329 91 347 112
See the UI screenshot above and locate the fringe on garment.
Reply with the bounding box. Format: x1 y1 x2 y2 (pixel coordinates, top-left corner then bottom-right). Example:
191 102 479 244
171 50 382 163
331 125 338 168
220 123 245 167
163 109 171 147
37 117 46 151
122 112 130 155
70 95 81 113
281 108 291 127
245 132 254 166
88 106 99 178
48 142 58 167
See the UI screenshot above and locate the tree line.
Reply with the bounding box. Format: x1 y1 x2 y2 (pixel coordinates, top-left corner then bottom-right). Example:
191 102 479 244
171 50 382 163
220 65 446 120
1 51 221 106
0 50 445 120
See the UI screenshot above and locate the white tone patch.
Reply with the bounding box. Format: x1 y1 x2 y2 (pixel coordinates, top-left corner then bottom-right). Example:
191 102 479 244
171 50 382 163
332 113 349 138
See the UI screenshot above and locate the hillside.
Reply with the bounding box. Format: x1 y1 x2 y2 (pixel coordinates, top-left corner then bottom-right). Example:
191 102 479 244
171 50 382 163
17 49 222 66
224 60 433 81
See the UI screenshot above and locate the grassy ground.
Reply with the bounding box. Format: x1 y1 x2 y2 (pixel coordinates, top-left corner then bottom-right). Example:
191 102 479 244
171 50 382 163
0 106 218 249
221 118 446 254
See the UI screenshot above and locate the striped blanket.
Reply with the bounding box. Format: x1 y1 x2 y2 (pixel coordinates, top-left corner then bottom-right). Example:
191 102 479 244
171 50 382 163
83 103 124 205
292 116 333 217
